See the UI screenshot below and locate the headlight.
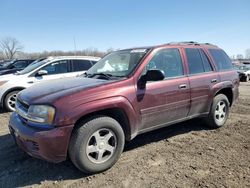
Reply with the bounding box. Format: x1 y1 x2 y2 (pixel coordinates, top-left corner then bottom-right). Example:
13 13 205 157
27 105 55 124
0 81 7 86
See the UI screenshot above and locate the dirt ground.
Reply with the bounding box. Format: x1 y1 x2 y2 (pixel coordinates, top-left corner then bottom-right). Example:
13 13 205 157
0 83 249 188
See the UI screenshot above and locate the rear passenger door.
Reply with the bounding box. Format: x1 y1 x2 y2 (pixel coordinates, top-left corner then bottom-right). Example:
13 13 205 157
185 48 219 116
71 59 93 76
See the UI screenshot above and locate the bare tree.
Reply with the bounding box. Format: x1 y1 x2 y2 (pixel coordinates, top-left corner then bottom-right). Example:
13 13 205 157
236 54 244 59
245 49 250 59
0 37 23 59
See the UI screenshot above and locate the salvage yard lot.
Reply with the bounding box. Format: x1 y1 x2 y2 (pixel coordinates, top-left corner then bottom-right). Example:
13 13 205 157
0 83 249 188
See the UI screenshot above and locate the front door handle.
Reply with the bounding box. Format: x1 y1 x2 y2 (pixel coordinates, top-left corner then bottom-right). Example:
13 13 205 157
179 84 187 89
211 79 217 83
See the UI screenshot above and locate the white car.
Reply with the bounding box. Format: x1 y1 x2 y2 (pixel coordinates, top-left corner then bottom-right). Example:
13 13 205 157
0 56 100 111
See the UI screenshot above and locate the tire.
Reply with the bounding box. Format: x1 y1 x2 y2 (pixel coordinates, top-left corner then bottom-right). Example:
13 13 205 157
205 94 230 128
69 116 125 174
245 75 249 82
4 90 20 112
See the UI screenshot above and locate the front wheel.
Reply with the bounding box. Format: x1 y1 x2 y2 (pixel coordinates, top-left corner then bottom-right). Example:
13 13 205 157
205 94 230 128
69 116 125 174
4 90 20 112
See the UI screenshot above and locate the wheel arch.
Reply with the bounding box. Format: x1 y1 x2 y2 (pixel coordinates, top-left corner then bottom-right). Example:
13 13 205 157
214 87 233 106
73 107 132 141
1 87 25 105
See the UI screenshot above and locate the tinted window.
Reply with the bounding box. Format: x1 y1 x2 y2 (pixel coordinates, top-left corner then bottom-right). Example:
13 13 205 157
146 48 184 78
186 48 204 74
209 49 233 71
41 60 69 75
72 60 92 71
200 50 213 72
13 61 28 68
91 60 98 65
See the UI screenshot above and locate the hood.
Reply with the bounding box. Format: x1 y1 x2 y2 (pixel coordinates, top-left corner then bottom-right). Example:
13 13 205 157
0 67 6 71
0 73 19 81
0 69 17 75
19 77 112 104
237 70 245 74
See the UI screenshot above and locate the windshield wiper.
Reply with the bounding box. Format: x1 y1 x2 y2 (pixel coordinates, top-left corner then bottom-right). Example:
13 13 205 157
87 73 113 79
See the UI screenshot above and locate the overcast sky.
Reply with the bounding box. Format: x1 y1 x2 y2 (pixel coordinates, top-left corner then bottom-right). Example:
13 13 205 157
0 0 249 56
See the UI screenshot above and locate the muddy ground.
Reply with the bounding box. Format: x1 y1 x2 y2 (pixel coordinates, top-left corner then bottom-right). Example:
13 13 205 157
0 83 249 188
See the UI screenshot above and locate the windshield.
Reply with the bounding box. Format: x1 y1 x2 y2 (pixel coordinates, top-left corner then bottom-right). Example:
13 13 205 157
87 49 150 77
16 59 49 75
1 60 14 68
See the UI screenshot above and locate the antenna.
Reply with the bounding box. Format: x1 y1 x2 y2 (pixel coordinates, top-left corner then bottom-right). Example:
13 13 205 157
73 37 77 55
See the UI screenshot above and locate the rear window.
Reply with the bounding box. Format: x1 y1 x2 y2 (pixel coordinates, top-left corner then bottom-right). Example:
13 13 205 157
72 60 92 71
208 49 233 71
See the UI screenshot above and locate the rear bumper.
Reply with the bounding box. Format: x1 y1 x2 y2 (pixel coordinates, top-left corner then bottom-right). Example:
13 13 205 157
9 112 74 163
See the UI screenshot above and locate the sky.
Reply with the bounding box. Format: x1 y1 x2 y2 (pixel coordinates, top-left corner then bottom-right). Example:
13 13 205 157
0 0 249 57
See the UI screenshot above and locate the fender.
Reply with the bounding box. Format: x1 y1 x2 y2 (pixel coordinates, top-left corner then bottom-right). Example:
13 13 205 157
1 87 26 107
212 81 233 97
55 96 140 140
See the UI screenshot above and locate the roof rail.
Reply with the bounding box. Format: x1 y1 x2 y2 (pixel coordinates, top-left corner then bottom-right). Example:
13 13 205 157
166 41 200 45
166 41 217 47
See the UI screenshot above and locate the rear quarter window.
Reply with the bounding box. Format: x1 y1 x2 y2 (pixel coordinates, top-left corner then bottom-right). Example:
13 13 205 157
208 49 233 71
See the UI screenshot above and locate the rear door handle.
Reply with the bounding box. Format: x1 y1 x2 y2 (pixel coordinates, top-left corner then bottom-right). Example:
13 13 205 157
179 84 187 89
211 79 217 83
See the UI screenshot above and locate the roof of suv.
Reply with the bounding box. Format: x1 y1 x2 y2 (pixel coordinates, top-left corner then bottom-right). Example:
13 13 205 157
123 41 220 51
45 56 101 61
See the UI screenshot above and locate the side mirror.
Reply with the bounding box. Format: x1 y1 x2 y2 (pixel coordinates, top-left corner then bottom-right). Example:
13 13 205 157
138 69 165 89
146 69 165 81
36 70 48 76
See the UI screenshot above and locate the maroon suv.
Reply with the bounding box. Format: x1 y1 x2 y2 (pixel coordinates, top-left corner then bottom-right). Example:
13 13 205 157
9 42 239 173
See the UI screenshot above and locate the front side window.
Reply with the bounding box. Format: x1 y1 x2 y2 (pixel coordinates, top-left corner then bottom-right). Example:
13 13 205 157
145 48 184 78
41 60 69 75
208 49 233 71
87 49 150 77
72 60 92 72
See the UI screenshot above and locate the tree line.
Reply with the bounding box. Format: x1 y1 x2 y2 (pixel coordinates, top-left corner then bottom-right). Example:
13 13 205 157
1 36 250 60
0 37 112 60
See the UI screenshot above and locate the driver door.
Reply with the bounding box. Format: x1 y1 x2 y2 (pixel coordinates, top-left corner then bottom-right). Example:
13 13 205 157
137 48 191 131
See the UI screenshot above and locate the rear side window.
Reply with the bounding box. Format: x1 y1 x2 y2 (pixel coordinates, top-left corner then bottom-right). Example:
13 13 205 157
208 49 233 71
91 60 98 65
200 50 213 72
72 60 92 71
13 61 28 68
186 48 214 74
186 48 204 74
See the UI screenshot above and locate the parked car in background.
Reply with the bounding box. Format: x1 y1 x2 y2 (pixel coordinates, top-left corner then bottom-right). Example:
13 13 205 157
234 65 250 81
9 42 239 174
0 59 12 65
0 56 100 111
0 59 35 76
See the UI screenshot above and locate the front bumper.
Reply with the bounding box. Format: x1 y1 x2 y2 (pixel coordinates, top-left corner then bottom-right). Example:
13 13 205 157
9 112 74 163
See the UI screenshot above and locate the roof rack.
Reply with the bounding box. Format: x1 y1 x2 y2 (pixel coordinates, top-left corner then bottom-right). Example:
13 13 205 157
166 41 217 47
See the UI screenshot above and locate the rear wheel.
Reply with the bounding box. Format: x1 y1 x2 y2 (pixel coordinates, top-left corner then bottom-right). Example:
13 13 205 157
205 94 230 128
69 116 125 174
4 90 20 112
